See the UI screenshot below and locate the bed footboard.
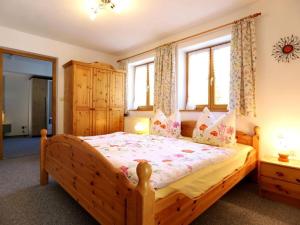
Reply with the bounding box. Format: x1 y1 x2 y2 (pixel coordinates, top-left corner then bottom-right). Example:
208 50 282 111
40 130 156 225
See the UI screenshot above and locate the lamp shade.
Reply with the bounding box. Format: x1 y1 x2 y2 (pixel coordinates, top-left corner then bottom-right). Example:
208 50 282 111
135 122 148 134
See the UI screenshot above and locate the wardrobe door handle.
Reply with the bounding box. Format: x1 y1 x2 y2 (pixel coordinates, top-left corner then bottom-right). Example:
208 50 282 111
90 108 95 111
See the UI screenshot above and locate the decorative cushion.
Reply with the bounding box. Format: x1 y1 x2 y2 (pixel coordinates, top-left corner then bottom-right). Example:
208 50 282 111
150 110 181 138
192 109 236 147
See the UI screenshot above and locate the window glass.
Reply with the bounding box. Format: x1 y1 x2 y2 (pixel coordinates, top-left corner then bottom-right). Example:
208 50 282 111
149 63 155 106
134 65 147 107
213 45 230 105
188 49 210 106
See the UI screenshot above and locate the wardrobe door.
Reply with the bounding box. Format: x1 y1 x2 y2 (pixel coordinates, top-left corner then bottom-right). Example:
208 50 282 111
74 110 92 136
73 65 92 136
108 72 124 133
92 69 109 135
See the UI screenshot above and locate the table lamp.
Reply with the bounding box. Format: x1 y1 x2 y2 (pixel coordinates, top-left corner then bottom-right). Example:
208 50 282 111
134 122 148 135
277 134 289 162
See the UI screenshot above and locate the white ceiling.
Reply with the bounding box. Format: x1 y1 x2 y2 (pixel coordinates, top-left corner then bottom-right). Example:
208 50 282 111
0 0 257 55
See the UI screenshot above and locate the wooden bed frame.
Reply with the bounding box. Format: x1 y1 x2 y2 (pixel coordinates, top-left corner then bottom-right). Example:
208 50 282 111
40 121 260 225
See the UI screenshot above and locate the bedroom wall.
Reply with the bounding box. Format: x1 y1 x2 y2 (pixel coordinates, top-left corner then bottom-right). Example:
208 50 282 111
0 25 117 134
3 72 30 136
122 0 300 159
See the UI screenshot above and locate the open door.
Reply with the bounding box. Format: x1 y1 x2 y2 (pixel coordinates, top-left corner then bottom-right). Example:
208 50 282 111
0 47 57 160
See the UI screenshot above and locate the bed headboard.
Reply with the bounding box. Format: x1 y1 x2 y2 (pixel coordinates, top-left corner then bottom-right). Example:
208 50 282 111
181 120 260 147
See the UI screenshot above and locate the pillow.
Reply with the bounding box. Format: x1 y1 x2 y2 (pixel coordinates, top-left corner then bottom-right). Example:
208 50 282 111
194 107 216 129
192 109 236 147
150 110 181 138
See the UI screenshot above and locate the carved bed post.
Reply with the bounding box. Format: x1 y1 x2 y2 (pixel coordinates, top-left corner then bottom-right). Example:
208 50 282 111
253 126 260 160
253 126 260 186
40 129 48 185
135 162 155 225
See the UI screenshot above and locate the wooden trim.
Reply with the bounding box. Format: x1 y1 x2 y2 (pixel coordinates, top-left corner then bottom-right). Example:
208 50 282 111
0 47 56 62
40 129 48 185
117 13 261 63
185 42 230 112
52 61 57 135
0 53 3 160
0 47 57 159
63 60 124 73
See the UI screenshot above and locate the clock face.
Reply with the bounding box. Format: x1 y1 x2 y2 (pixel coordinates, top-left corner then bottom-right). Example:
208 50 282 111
272 35 300 62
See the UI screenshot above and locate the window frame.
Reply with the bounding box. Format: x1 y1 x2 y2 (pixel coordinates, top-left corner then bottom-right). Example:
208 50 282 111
185 41 231 112
133 61 154 111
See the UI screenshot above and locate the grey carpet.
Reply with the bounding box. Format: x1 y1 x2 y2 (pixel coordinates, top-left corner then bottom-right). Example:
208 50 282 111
3 137 40 159
0 156 299 225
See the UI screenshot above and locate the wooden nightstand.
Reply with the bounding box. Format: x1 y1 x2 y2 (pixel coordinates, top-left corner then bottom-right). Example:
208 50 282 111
259 157 300 208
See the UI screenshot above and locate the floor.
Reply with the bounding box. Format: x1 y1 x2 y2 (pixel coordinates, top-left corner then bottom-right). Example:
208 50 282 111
0 156 300 225
3 137 40 158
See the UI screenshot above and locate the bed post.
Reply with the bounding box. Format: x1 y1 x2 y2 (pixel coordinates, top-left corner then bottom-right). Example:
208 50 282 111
40 129 48 185
253 126 260 160
131 162 155 225
253 126 260 189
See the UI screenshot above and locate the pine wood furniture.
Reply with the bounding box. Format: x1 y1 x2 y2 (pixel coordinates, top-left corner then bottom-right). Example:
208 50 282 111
40 121 260 225
63 60 125 136
259 157 300 208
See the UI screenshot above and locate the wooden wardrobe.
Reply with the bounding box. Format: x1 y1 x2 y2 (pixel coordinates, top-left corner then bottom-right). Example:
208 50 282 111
63 60 125 136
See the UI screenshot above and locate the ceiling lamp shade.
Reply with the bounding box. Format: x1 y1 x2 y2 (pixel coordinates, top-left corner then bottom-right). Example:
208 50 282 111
86 0 127 20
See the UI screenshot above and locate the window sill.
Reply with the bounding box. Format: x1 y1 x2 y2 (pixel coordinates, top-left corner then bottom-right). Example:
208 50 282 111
128 110 154 112
180 109 228 112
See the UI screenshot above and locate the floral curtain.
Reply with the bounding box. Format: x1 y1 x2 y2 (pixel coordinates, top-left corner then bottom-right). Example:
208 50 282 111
154 43 177 116
229 18 256 116
119 59 129 114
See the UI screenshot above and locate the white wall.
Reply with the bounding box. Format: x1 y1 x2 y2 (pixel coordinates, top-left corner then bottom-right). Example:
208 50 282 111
3 54 52 77
0 25 117 134
122 0 300 159
3 72 30 136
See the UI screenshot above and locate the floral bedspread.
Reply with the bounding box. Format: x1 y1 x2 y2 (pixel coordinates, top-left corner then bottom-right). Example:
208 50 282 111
80 132 238 189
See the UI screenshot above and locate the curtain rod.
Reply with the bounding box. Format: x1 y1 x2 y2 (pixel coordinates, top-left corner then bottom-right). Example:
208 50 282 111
117 12 261 63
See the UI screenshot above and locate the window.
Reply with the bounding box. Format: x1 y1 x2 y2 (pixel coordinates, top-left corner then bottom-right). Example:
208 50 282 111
134 62 154 110
186 42 230 111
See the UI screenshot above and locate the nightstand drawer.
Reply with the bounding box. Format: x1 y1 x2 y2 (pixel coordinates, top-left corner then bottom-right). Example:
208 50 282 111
260 176 300 200
261 162 300 185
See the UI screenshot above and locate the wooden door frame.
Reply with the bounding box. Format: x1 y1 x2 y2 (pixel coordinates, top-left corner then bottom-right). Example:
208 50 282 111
0 47 58 160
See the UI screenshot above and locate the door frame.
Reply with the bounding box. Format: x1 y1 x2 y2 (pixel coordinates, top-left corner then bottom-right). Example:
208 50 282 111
0 47 58 160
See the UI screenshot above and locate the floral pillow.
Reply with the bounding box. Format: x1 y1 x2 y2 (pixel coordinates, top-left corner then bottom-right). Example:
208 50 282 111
150 110 181 138
193 109 236 147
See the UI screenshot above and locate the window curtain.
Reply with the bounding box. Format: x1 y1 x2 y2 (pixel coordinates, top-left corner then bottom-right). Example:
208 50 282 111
229 18 256 116
154 43 177 116
119 59 129 114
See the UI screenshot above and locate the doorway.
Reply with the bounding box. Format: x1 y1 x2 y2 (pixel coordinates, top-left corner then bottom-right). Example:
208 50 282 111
0 48 57 159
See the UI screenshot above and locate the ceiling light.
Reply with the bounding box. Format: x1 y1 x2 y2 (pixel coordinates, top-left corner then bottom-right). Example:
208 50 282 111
86 0 127 20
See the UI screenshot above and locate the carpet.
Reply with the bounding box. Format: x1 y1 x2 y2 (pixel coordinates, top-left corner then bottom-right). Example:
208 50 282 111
0 156 299 225
3 137 40 159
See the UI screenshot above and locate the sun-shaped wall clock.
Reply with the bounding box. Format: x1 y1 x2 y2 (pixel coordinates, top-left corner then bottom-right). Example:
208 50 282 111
272 35 300 62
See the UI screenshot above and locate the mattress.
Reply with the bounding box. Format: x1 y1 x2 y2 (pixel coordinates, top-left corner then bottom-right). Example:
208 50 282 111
81 132 253 197
156 139 253 199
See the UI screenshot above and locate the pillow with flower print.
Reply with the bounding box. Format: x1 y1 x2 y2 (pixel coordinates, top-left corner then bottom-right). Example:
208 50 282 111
166 112 181 138
193 110 236 147
194 107 216 131
150 110 181 138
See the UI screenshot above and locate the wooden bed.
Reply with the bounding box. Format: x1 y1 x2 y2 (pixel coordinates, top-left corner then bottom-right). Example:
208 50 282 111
40 121 260 225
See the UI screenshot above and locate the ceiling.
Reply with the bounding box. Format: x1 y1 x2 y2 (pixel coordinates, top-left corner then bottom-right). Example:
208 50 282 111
0 0 257 55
